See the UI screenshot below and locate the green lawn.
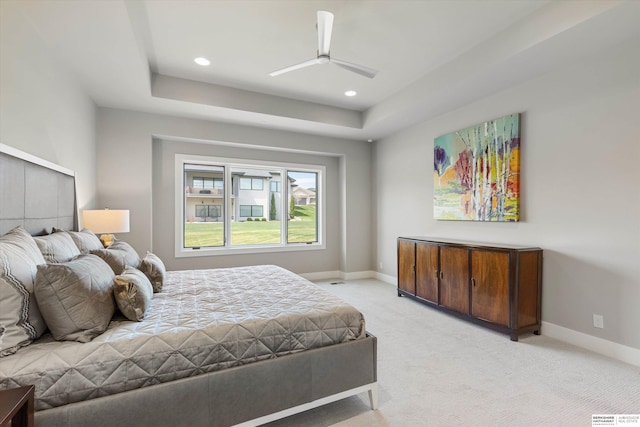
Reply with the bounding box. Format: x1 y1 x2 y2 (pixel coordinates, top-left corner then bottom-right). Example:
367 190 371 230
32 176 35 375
287 205 317 243
184 205 316 247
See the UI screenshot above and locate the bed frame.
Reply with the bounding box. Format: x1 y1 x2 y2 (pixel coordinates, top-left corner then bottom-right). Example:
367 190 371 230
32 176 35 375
0 144 378 426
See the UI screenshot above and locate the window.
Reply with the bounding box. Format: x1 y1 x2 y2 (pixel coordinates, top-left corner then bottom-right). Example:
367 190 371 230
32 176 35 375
196 204 221 218
177 155 324 256
193 177 205 188
239 177 263 190
239 205 263 218
183 164 225 247
193 177 222 188
288 171 318 243
209 205 222 218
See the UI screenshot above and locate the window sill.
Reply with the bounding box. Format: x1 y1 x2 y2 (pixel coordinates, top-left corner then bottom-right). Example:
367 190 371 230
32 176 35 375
175 242 325 258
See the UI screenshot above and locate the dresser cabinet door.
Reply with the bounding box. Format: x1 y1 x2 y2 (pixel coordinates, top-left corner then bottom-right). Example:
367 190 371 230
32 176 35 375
398 240 416 294
416 243 438 303
439 246 469 314
471 250 509 326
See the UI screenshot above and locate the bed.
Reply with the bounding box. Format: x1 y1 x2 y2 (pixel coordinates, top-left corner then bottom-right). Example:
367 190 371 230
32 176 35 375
0 144 378 427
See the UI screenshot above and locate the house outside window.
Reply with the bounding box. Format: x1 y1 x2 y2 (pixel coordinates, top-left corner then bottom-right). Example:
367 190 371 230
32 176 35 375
176 154 324 256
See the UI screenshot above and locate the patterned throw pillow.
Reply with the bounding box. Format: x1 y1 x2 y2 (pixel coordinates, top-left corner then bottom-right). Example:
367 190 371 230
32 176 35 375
33 232 81 263
114 266 153 322
138 252 166 293
0 226 48 357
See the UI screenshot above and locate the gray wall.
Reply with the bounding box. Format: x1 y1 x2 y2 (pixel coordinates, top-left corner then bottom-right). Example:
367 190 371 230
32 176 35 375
373 38 640 349
96 108 372 274
0 2 97 209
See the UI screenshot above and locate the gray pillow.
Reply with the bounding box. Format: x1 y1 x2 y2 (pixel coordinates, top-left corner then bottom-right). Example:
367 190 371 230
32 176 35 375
91 241 141 275
33 232 81 263
114 266 153 322
34 254 115 342
138 252 166 293
0 226 48 357
54 228 103 254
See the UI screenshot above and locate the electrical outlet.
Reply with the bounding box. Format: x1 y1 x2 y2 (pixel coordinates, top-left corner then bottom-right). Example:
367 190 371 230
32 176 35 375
593 314 604 329
379 261 383 270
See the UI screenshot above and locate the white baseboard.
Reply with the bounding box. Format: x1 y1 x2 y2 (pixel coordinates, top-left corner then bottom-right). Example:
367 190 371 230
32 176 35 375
375 271 396 285
302 270 397 284
300 270 378 281
342 270 377 280
541 321 639 367
299 271 342 281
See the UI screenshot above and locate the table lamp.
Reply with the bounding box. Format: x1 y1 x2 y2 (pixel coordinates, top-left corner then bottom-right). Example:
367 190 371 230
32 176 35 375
81 209 130 247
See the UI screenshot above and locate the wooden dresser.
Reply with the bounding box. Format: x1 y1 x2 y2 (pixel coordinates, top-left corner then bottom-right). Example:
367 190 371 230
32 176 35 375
397 237 542 341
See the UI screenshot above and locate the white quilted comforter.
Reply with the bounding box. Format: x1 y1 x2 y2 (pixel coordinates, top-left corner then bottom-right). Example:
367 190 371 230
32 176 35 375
0 265 366 410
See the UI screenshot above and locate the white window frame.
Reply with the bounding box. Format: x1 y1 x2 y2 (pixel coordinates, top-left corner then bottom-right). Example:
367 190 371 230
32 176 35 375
175 154 325 257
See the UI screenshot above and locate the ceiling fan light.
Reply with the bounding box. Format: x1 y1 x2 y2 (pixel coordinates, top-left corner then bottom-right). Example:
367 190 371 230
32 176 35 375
345 90 357 97
194 57 210 66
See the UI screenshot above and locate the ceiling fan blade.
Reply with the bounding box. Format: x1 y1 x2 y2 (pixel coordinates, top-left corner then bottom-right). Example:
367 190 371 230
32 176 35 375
331 58 378 79
317 11 334 56
269 58 319 77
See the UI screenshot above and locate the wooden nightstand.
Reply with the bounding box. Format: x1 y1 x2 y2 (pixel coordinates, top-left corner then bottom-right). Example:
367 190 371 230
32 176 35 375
0 385 34 427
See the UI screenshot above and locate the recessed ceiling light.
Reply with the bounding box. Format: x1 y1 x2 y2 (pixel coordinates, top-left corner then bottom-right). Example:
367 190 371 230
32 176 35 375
194 57 210 66
344 90 357 97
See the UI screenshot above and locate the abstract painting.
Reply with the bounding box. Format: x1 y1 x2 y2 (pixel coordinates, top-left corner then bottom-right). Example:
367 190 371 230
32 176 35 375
434 113 520 221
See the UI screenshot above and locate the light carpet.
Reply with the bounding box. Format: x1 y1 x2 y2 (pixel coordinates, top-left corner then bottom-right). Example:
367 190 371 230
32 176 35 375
265 278 639 427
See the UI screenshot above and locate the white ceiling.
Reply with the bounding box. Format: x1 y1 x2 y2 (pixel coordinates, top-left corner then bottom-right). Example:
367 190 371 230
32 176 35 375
8 0 640 141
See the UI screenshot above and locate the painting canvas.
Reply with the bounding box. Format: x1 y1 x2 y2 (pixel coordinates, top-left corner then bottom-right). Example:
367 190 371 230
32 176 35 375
434 113 520 221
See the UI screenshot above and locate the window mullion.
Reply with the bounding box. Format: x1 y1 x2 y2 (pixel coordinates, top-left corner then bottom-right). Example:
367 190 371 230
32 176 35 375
224 165 231 247
282 168 288 244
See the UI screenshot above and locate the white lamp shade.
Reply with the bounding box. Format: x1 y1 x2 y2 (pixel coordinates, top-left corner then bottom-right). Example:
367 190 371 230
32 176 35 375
81 209 130 234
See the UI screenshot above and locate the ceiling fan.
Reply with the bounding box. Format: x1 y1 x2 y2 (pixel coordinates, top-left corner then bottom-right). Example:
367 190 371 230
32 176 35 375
269 11 378 79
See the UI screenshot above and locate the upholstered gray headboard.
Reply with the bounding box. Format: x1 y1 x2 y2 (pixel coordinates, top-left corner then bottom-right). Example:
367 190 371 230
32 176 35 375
0 144 77 236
